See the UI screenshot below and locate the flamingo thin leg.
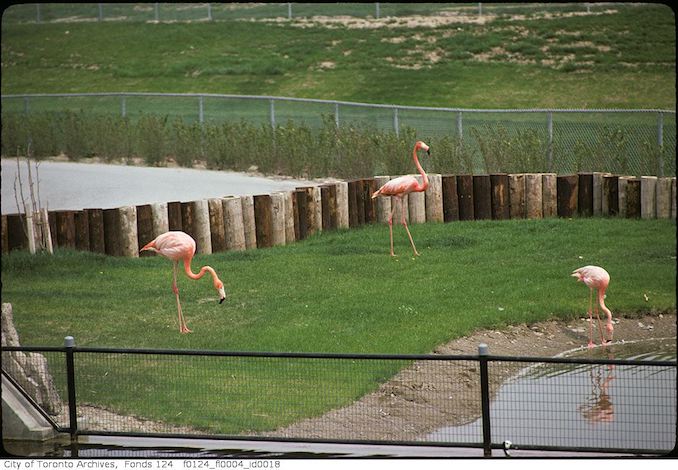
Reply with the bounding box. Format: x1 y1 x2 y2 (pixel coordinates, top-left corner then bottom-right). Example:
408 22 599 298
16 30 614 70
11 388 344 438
173 262 192 334
587 288 595 348
388 198 397 257
401 197 419 256
593 289 605 346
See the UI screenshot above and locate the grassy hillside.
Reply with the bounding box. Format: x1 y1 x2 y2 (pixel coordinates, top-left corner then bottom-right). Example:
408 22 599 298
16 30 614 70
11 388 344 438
1 3 675 108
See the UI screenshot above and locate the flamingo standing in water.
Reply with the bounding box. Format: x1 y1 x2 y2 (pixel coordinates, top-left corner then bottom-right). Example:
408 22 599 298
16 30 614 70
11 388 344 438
571 265 613 348
141 231 226 333
372 141 430 257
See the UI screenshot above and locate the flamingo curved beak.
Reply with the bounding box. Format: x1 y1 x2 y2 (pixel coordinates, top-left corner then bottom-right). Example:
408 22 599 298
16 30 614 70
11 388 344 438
217 286 226 304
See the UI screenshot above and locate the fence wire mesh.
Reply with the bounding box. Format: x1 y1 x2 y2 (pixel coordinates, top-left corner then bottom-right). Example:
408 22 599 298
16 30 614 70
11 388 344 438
2 93 675 178
2 3 614 25
2 346 676 454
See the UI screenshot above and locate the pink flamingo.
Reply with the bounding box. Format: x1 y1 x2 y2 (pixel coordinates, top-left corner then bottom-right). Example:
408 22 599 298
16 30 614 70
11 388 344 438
571 265 614 348
371 141 430 257
141 231 226 334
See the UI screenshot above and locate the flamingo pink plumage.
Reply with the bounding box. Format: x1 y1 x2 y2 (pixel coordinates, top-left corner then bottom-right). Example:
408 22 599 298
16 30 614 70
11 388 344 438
141 231 226 334
571 265 613 348
372 141 430 257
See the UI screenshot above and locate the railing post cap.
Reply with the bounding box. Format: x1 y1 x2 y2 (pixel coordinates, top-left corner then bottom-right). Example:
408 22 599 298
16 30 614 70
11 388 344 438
478 343 489 355
64 336 75 348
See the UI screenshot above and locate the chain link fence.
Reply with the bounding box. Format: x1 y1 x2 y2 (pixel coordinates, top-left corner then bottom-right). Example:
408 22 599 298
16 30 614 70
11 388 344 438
2 344 676 454
2 3 614 25
2 93 675 177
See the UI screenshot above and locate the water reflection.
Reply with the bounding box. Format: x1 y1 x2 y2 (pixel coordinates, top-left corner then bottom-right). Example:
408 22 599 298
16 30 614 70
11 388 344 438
578 355 615 424
427 338 677 452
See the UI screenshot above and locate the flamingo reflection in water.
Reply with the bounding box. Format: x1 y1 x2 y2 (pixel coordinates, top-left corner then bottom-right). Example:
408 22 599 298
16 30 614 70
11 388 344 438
578 353 615 424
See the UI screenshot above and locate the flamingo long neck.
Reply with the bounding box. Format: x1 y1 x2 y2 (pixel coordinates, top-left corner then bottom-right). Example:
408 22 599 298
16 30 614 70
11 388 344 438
183 258 218 283
597 288 612 319
413 146 429 192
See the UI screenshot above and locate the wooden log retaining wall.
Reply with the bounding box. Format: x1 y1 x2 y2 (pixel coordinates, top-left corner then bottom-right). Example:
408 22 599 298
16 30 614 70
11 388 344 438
2 173 676 256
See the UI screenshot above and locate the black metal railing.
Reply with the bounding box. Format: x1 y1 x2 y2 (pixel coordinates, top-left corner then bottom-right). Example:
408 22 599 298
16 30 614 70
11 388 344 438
2 337 676 456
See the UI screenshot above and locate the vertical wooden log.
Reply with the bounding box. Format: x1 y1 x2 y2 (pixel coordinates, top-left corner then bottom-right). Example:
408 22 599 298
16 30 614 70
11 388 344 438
103 208 120 256
6 214 27 252
656 177 672 219
86 208 105 254
25 212 36 254
1 215 8 254
602 176 618 216
625 178 641 219
355 179 366 226
457 175 474 221
55 211 76 249
557 175 578 218
294 189 308 240
282 191 296 243
490 174 509 220
312 186 322 234
425 173 444 223
442 175 459 222
641 176 657 219
578 173 593 217
320 185 337 231
167 201 182 232
151 203 169 238
335 181 349 229
508 174 526 219
74 211 90 252
363 178 377 224
618 177 631 218
241 195 257 250
254 194 273 249
136 204 154 256
208 198 226 252
525 173 543 219
374 176 391 224
271 192 286 246
118 205 138 258
542 173 557 218
222 196 246 251
190 200 211 254
593 172 609 216
408 175 426 224
472 175 492 220
347 180 359 228
180 202 195 240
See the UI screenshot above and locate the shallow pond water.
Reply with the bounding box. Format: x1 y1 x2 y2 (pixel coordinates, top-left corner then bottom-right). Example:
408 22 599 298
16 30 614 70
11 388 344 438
426 338 677 453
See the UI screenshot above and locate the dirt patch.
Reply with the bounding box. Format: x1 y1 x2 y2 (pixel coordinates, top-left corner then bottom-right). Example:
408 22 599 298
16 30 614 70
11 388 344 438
265 313 676 442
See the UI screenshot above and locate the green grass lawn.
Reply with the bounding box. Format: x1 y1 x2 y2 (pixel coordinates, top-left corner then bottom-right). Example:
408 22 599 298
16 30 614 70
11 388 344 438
2 3 675 109
2 218 675 433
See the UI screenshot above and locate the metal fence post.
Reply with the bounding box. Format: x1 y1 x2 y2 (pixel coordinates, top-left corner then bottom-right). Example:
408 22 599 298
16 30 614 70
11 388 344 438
154 3 159 22
393 107 399 137
198 95 204 124
547 111 554 172
269 99 276 129
64 336 78 441
207 3 212 21
375 3 380 19
287 3 292 20
98 3 103 22
121 96 126 118
36 3 41 23
456 111 463 143
478 343 492 457
334 102 340 128
657 112 664 177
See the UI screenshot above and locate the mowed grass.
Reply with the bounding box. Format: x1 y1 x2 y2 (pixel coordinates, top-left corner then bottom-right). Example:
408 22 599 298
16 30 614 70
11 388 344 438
2 218 675 433
1 3 675 109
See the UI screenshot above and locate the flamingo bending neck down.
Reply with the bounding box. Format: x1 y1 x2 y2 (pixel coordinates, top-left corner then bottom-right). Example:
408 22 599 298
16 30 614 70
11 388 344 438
372 140 430 257
571 265 613 348
141 231 226 334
